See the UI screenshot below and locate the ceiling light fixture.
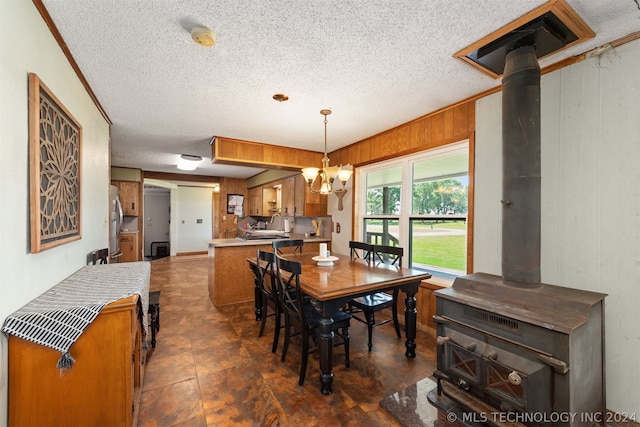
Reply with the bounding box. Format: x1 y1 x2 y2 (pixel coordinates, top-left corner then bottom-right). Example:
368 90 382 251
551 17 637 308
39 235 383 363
177 154 203 171
273 93 289 102
301 109 352 209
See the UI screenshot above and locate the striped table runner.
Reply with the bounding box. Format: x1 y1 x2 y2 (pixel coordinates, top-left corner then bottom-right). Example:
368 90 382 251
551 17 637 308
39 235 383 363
2 262 150 369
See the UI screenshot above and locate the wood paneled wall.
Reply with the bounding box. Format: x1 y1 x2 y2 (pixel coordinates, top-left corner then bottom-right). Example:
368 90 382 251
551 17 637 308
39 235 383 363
329 101 475 167
218 177 247 237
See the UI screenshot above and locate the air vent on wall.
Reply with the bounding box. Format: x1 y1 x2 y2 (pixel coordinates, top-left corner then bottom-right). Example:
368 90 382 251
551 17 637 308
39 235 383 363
453 0 594 79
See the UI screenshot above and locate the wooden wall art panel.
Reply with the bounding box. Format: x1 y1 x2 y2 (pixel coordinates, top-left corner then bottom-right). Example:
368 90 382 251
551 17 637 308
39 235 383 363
29 73 82 253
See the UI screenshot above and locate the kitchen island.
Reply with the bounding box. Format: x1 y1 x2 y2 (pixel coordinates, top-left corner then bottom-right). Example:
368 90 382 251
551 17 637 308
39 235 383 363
208 234 331 308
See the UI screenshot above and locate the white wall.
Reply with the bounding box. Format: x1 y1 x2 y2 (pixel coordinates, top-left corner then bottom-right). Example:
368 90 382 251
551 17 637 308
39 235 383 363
175 186 214 253
328 178 354 255
0 0 111 422
474 39 640 415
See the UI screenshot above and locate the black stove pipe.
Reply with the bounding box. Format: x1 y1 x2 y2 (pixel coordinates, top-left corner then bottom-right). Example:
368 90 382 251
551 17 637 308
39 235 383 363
501 45 541 285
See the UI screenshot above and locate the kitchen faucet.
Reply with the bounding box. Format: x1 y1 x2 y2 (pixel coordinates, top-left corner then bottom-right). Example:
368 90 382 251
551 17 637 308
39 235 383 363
270 213 282 230
269 213 281 223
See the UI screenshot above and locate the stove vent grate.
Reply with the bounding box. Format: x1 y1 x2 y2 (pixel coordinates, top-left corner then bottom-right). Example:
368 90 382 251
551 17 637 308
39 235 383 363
463 306 519 332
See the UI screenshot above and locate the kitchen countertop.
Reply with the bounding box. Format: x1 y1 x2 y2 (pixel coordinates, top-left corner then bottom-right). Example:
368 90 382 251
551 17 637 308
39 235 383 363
209 233 330 248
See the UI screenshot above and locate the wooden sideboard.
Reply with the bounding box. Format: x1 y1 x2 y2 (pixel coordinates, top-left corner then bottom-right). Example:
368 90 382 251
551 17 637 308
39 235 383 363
8 295 146 427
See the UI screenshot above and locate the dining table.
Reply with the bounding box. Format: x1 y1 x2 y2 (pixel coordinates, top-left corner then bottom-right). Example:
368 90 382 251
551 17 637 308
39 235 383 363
249 251 432 395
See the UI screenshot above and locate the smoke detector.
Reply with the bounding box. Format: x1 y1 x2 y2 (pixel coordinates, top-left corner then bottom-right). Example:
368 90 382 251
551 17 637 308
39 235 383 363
191 26 216 47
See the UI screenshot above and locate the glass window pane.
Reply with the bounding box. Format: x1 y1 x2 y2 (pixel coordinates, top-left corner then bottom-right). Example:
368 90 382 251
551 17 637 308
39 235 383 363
358 142 470 279
410 218 466 278
412 153 468 215
363 218 400 246
366 166 402 215
412 177 468 215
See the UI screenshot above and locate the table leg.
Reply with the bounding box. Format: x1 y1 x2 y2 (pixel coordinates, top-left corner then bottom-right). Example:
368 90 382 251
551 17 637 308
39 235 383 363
318 313 334 394
403 285 418 358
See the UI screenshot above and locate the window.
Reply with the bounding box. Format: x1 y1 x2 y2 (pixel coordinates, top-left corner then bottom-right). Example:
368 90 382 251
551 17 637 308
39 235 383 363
363 166 401 247
358 142 469 278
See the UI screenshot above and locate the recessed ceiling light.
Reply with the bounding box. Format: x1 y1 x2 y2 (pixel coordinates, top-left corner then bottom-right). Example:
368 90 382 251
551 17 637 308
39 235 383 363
272 93 289 102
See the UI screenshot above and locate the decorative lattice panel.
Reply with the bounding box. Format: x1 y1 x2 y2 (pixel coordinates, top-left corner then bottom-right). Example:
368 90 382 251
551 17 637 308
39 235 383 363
29 73 82 253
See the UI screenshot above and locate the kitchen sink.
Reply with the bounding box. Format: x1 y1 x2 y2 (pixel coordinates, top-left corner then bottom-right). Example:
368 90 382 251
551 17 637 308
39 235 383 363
236 230 289 240
246 230 284 235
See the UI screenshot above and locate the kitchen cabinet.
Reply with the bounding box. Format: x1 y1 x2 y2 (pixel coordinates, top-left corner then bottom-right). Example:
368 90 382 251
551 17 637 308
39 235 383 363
294 174 327 217
247 186 263 216
262 186 278 215
120 232 139 262
247 175 327 218
8 295 146 427
281 176 295 216
294 174 307 216
209 239 329 307
112 180 140 216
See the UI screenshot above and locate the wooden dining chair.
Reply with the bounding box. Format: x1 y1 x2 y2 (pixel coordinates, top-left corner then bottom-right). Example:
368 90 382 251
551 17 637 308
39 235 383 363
347 244 403 351
272 239 304 255
255 249 282 353
275 255 351 386
349 241 374 262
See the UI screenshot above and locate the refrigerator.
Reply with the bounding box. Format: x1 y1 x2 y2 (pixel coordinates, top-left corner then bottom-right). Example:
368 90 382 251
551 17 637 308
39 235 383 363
109 185 123 262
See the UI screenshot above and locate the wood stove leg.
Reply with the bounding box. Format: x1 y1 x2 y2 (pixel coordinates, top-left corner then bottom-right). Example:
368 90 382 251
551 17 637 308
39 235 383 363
403 283 419 358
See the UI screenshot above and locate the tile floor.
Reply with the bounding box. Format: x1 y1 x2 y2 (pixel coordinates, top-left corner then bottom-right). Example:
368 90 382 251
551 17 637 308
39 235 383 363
137 255 438 426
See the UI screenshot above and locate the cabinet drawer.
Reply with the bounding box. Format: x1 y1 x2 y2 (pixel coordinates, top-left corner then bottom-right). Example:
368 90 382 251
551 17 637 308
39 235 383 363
120 235 134 243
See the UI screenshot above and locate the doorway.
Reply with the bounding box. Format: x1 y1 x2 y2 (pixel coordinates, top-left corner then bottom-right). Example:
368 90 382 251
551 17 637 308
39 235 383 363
143 185 171 259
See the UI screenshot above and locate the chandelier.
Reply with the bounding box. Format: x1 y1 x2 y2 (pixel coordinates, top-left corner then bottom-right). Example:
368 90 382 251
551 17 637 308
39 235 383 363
301 109 353 201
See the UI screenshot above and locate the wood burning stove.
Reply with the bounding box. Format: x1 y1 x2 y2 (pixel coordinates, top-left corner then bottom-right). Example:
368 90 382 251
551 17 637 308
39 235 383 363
429 273 606 426
428 6 606 426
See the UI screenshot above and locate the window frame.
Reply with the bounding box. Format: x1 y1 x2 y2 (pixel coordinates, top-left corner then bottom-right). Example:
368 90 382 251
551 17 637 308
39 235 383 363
355 140 472 278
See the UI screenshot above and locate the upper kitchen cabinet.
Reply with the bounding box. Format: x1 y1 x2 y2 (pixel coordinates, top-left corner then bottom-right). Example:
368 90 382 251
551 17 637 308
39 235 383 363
294 174 327 217
247 186 262 216
112 180 140 216
246 174 326 218
262 186 278 215
281 176 295 216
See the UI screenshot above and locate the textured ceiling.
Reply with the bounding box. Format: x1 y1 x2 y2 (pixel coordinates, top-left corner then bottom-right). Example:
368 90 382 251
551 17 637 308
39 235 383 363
40 0 640 179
